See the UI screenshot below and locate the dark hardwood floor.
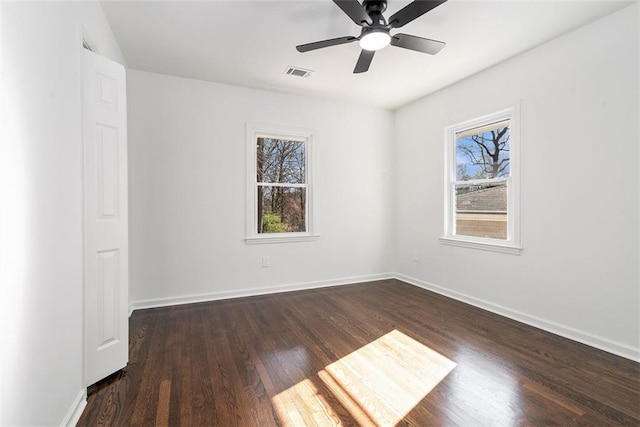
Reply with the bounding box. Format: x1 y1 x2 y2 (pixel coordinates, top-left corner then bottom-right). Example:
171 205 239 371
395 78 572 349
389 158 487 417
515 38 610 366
78 279 640 426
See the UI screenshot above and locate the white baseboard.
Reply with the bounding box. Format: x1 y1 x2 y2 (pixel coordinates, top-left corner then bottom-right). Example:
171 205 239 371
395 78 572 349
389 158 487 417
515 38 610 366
129 271 638 362
61 389 86 427
396 273 640 362
130 273 394 311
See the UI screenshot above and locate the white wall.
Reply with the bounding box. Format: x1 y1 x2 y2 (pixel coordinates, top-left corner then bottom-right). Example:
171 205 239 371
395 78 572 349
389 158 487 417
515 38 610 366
128 71 395 306
0 2 124 425
395 4 639 360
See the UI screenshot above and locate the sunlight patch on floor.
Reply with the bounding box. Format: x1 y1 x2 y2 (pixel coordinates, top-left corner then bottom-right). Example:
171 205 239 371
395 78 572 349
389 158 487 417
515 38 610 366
272 378 342 426
272 329 456 426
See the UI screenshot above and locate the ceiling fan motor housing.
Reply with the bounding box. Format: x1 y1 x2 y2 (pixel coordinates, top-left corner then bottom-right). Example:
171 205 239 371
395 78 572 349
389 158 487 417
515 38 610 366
359 0 391 51
363 0 387 14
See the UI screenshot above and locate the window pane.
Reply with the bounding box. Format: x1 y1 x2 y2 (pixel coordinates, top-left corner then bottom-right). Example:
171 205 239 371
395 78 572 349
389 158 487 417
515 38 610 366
257 137 305 184
456 122 510 181
257 186 306 233
455 181 507 239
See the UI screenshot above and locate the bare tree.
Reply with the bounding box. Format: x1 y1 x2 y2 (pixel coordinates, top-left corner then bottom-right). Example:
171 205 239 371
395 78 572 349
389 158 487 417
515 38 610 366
256 138 305 232
457 127 510 180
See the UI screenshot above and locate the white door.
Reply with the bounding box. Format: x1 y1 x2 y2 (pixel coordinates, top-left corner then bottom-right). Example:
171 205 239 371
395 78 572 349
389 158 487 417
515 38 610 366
82 48 129 386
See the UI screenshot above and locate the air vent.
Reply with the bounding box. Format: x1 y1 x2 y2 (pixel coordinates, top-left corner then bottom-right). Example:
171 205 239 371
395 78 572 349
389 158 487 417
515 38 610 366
284 66 314 78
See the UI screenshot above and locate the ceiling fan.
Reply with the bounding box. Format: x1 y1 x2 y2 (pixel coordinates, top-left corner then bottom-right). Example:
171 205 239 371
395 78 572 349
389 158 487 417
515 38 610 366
296 0 448 74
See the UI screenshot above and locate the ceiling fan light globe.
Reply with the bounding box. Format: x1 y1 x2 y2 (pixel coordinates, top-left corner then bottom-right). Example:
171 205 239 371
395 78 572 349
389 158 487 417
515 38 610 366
359 31 391 51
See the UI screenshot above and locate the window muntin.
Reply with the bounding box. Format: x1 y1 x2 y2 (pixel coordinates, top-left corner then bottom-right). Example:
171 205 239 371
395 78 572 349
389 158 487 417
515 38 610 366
246 124 316 244
443 108 520 253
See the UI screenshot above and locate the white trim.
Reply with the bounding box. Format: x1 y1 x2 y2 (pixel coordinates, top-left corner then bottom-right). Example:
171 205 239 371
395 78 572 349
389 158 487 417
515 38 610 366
77 22 89 400
439 236 522 255
245 234 320 244
245 122 317 242
258 182 307 188
443 105 522 252
129 272 638 362
395 273 640 362
452 176 508 186
130 273 393 311
60 389 87 427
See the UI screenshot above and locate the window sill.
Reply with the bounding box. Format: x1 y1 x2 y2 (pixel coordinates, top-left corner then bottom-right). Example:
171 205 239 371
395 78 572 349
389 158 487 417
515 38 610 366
245 234 320 245
439 236 522 255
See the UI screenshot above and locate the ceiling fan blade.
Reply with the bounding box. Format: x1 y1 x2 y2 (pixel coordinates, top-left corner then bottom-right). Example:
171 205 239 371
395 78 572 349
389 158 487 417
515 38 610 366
388 0 447 29
296 36 358 52
390 33 446 55
354 49 375 73
333 0 373 26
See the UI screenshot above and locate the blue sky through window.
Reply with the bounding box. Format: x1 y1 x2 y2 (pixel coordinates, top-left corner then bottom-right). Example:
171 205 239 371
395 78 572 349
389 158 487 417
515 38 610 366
456 125 510 181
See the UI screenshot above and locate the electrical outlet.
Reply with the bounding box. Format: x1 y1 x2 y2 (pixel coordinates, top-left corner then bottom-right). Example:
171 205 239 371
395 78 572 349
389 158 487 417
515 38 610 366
262 256 270 268
412 250 419 262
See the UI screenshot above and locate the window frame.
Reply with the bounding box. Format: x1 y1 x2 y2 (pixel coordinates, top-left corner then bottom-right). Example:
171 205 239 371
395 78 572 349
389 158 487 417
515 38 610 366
440 107 522 255
245 122 318 244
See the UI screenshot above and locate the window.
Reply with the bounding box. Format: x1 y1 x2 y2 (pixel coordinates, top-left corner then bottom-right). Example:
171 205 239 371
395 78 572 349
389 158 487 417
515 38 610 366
245 123 317 244
442 108 521 254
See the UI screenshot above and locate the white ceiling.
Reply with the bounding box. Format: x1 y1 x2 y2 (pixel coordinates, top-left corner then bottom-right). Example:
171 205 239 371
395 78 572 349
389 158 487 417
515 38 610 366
100 0 633 109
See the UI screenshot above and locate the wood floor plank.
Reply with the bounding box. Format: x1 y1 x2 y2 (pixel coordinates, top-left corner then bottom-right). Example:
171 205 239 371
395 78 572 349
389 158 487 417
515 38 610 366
78 279 640 426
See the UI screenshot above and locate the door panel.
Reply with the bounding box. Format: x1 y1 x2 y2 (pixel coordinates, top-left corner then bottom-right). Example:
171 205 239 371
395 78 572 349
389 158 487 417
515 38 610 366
96 124 119 219
96 249 119 350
